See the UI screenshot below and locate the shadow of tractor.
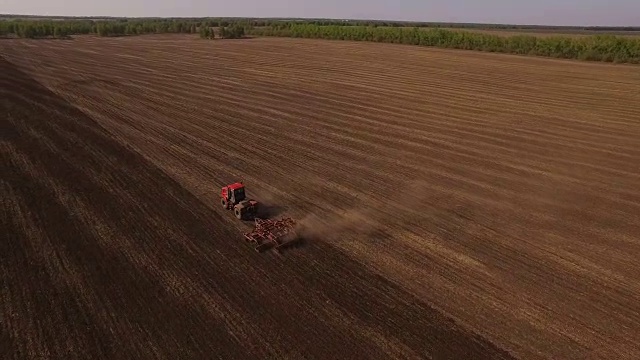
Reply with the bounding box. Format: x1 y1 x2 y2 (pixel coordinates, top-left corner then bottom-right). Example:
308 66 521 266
255 203 286 220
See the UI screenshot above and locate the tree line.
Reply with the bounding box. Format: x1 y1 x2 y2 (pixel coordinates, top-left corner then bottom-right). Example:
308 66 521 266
0 18 253 39
199 24 246 39
0 19 220 38
4 16 639 35
0 20 91 38
249 24 640 63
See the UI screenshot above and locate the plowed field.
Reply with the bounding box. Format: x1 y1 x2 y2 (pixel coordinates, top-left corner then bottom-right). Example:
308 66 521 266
2 35 640 360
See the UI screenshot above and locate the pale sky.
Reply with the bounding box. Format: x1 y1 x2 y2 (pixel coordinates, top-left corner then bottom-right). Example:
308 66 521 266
2 0 639 26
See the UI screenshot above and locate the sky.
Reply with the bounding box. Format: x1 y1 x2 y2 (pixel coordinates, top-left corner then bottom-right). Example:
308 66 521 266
2 0 639 26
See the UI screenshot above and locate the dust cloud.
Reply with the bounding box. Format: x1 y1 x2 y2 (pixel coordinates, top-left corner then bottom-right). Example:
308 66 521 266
295 179 433 241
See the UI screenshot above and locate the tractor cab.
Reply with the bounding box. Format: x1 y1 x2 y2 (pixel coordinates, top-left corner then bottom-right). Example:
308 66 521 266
221 182 246 207
228 184 246 203
220 182 258 220
220 181 258 220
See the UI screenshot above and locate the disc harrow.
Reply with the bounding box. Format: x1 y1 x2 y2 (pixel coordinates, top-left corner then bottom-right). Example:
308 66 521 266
243 217 298 253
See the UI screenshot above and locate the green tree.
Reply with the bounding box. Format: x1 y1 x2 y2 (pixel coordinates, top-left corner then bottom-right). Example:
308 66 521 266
199 26 213 39
218 23 246 39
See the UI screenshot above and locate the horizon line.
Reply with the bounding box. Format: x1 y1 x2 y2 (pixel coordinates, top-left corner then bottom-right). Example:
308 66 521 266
1 13 639 28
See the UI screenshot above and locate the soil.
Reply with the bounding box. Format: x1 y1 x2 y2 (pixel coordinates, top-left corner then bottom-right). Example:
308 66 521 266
2 35 640 359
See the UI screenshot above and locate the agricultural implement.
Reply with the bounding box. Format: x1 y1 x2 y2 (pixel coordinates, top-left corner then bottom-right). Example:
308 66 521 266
243 217 299 253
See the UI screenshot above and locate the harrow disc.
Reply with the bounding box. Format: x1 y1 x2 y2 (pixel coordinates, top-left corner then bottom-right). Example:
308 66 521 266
243 217 297 253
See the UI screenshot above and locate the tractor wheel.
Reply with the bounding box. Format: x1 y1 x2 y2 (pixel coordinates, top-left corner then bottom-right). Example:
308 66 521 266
221 198 227 209
234 208 243 220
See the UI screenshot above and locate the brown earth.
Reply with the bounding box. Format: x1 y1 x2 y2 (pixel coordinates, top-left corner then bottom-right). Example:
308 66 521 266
2 34 640 359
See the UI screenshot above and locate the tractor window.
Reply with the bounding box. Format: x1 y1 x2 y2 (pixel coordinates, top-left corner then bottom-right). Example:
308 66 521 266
234 187 246 201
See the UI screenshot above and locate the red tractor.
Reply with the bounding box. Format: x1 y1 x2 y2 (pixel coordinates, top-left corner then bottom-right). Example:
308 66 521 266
220 182 258 220
220 181 300 253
